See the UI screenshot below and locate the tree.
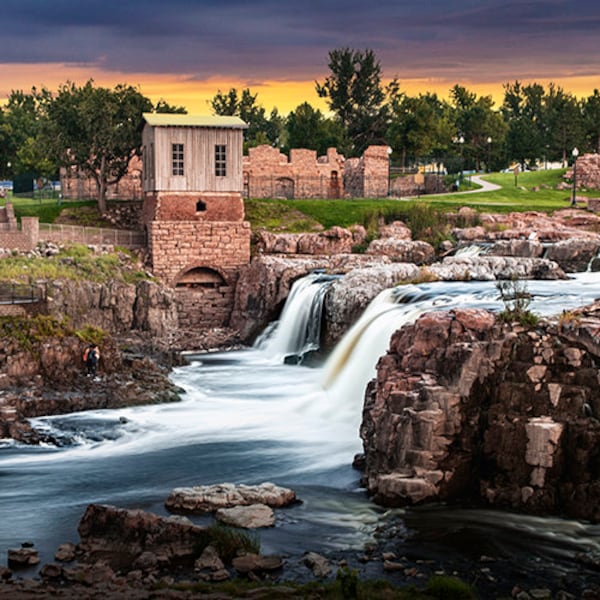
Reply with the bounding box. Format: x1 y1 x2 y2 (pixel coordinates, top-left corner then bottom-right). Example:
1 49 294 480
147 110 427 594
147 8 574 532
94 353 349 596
501 81 545 168
285 102 349 156
544 83 582 163
210 88 272 148
582 89 600 154
316 48 389 155
42 80 152 213
387 92 454 169
1 87 56 181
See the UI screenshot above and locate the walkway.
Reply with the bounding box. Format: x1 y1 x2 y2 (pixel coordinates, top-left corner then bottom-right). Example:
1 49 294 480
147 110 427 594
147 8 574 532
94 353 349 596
460 174 501 194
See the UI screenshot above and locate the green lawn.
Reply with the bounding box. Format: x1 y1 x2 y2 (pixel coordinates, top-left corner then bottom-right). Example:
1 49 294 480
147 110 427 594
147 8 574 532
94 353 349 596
247 169 591 231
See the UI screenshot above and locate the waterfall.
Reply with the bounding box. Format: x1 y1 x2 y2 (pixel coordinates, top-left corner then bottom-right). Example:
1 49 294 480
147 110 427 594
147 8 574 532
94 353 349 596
453 243 490 257
254 271 339 363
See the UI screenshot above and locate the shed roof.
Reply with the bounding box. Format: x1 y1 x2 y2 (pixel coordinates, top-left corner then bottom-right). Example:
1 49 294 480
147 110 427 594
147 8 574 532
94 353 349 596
143 113 248 129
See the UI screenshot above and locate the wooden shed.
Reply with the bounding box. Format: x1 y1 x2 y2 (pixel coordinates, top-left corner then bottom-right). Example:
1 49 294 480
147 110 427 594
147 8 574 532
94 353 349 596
142 113 247 194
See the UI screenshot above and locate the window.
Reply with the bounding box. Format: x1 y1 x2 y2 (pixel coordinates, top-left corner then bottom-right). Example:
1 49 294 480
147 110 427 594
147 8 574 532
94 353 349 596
172 143 184 176
215 144 226 177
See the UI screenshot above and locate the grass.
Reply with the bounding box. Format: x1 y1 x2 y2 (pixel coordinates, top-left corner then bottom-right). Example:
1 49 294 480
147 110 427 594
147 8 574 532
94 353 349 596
0 243 151 284
247 169 587 234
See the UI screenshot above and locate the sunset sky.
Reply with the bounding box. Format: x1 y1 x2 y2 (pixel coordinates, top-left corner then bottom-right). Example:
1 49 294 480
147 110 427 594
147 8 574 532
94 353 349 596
1 0 600 115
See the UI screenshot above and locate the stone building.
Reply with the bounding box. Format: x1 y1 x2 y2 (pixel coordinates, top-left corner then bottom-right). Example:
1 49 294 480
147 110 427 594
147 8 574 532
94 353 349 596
141 113 251 328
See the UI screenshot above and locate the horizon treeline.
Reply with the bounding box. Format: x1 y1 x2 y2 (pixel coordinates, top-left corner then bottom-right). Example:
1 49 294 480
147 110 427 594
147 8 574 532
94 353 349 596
1 48 599 191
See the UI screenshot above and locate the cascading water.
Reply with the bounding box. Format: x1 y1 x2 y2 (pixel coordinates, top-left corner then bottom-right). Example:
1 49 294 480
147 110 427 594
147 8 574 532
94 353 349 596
1 273 600 590
253 271 339 363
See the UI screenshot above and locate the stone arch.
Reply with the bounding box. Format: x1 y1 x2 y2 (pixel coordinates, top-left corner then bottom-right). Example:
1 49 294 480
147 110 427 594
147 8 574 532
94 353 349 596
275 177 294 199
174 264 229 289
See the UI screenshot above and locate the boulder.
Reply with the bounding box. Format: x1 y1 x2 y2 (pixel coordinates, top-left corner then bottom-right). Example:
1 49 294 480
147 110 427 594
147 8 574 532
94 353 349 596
366 239 435 264
7 547 40 568
165 482 296 514
302 552 333 578
231 553 283 575
77 504 208 570
215 504 275 528
429 256 566 281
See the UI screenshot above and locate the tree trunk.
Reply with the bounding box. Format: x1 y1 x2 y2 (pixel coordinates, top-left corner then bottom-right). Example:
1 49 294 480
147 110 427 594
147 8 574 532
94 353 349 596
98 156 107 214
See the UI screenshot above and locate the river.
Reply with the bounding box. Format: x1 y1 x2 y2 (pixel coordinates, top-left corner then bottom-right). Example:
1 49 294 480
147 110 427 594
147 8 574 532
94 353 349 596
1 273 599 594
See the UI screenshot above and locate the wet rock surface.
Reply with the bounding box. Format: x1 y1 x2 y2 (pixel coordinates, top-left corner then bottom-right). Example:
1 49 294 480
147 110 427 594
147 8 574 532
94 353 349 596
361 301 600 522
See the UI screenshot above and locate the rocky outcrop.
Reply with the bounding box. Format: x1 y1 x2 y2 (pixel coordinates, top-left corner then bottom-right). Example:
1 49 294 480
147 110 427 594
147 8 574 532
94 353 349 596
429 255 566 281
45 279 178 337
230 254 394 342
0 335 181 444
255 225 366 255
543 238 600 273
77 504 207 570
360 304 600 522
165 482 296 514
323 264 421 346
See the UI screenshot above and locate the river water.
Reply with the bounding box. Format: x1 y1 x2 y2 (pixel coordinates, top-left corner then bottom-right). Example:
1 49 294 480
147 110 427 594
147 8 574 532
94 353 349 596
1 273 600 593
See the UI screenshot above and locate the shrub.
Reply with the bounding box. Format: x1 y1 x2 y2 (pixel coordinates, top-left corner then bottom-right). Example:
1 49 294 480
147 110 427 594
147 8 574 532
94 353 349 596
496 277 539 326
424 575 477 600
195 524 260 563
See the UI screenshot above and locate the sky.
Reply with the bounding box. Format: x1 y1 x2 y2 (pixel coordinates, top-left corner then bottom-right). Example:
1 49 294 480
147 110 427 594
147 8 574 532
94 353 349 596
1 0 600 115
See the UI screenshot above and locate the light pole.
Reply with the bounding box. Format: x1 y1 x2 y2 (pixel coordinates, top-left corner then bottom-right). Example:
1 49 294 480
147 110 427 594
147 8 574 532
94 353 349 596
571 147 579 207
486 137 492 172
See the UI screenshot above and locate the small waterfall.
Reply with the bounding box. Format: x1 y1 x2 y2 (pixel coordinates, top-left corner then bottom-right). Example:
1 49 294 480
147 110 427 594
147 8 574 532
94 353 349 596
318 282 502 427
453 243 490 257
254 272 339 363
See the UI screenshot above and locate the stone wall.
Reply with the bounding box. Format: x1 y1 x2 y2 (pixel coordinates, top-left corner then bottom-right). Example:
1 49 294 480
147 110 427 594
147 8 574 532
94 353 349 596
143 192 244 222
60 156 143 200
0 216 39 251
243 146 345 199
342 146 391 198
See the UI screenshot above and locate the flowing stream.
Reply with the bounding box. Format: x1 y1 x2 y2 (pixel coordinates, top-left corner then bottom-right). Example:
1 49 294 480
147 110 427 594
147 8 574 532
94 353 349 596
1 273 600 588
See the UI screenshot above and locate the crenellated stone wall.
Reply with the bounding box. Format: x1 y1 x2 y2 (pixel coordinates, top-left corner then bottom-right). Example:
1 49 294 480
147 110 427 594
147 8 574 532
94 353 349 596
243 146 345 199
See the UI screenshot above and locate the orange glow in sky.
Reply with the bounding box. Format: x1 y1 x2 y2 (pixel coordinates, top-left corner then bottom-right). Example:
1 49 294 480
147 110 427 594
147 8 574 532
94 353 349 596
1 63 600 116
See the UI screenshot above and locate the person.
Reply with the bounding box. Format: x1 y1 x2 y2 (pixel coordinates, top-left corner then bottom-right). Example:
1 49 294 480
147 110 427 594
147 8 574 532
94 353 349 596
84 344 100 378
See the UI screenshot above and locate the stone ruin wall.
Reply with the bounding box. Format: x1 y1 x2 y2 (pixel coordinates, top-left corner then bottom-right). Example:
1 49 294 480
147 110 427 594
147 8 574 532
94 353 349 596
243 146 346 199
0 208 39 251
60 156 143 200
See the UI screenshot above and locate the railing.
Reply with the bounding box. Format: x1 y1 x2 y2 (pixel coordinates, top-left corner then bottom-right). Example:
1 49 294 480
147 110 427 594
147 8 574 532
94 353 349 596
0 283 43 305
38 223 146 248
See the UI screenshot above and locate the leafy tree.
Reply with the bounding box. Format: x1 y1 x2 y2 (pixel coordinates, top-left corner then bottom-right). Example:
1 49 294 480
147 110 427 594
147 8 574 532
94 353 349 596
42 80 152 213
450 85 505 171
316 48 389 155
210 87 272 148
285 102 349 156
544 83 582 163
1 87 56 181
152 99 187 114
501 81 545 168
387 92 454 169
582 89 600 154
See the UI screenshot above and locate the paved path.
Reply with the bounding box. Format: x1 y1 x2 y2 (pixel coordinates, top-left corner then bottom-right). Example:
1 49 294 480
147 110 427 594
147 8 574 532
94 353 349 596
453 174 501 195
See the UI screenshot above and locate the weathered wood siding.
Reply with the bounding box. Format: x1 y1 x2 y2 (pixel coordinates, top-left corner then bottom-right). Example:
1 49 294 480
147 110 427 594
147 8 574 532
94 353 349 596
142 125 244 193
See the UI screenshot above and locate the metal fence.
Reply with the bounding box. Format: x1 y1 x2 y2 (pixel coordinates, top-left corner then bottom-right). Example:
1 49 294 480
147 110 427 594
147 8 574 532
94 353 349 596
39 223 146 248
0 282 43 305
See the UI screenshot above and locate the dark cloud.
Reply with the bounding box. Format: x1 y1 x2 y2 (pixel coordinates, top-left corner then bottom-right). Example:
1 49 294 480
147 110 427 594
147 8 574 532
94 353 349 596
1 0 600 82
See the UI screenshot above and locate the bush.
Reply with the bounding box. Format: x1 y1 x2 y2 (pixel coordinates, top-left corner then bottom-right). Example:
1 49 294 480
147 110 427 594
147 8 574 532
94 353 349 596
195 524 260 563
424 575 477 599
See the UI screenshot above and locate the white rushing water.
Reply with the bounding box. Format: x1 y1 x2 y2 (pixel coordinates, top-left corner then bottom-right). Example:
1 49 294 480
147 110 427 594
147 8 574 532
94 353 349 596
1 272 600 572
